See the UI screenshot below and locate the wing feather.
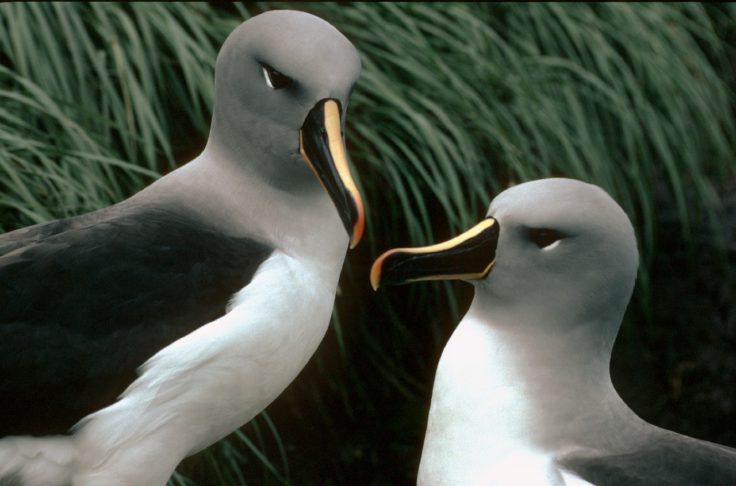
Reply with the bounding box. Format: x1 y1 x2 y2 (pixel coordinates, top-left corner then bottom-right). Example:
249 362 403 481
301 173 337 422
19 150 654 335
558 430 736 486
0 205 272 436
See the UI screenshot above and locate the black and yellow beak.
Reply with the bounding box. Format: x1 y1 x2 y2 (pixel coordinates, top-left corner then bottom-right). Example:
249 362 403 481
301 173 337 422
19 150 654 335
370 218 499 290
300 98 365 249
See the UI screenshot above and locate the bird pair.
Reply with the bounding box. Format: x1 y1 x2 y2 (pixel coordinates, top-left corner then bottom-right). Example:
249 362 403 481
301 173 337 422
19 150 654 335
1 9 734 486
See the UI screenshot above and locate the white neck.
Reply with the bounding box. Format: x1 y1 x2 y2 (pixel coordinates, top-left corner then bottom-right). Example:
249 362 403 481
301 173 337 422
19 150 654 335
419 295 635 483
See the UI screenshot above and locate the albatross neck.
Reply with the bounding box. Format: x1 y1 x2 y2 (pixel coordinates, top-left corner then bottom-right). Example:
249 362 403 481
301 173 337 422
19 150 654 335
129 147 350 267
430 295 633 452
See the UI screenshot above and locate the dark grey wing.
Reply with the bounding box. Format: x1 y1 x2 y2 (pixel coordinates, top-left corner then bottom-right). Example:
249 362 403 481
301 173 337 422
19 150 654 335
0 211 98 256
0 205 272 437
558 430 736 486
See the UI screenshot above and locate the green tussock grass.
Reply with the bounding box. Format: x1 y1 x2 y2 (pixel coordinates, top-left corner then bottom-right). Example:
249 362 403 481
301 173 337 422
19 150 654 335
1 2 734 484
311 2 734 266
0 2 227 230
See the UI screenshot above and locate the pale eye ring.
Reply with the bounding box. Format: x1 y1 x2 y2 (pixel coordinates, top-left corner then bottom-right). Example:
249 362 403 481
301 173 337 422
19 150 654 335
261 64 293 90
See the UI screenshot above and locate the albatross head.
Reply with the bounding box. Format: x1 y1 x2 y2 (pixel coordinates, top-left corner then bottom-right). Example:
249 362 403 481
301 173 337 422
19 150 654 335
372 178 639 336
207 10 364 248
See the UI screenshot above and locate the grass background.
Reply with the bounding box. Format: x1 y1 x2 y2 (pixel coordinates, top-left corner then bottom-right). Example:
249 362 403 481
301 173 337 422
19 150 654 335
1 2 735 484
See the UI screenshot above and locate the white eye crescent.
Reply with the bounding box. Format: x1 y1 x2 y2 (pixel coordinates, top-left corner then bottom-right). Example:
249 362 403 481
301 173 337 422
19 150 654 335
542 239 561 251
526 228 565 249
261 64 293 90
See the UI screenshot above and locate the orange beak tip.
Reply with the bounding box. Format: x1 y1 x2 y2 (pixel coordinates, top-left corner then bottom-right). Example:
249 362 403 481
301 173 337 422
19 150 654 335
369 270 380 291
370 250 392 291
349 207 365 249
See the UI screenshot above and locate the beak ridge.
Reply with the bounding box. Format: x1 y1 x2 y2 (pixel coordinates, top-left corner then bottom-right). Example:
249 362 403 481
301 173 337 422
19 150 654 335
370 218 499 290
300 99 365 249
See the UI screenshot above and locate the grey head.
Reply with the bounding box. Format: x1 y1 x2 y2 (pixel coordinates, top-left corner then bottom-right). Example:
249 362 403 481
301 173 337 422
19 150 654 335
206 10 364 246
372 178 639 338
481 178 639 327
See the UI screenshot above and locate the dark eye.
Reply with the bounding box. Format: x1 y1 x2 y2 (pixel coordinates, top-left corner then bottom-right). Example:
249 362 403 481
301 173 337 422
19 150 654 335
262 64 293 90
527 228 563 249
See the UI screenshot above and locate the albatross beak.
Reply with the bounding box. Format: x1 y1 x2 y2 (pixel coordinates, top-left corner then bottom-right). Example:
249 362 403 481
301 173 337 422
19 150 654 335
370 218 499 290
300 98 365 249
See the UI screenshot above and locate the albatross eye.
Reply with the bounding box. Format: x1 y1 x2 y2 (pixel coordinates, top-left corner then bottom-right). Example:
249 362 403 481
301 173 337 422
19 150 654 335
527 228 564 249
262 64 293 90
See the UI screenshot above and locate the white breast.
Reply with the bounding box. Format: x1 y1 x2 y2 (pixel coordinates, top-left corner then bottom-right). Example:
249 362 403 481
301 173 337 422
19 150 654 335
418 315 559 485
417 313 602 486
0 252 339 486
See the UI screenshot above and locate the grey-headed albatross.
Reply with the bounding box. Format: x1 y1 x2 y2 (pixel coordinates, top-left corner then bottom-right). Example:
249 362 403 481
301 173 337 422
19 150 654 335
371 178 736 485
0 10 363 485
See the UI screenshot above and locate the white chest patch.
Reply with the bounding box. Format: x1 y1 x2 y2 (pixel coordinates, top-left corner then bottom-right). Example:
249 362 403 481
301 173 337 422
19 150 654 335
0 252 340 486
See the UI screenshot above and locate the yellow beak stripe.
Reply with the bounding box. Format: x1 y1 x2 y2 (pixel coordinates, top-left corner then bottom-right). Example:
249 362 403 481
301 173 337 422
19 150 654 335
299 100 365 249
324 101 365 248
370 218 497 290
